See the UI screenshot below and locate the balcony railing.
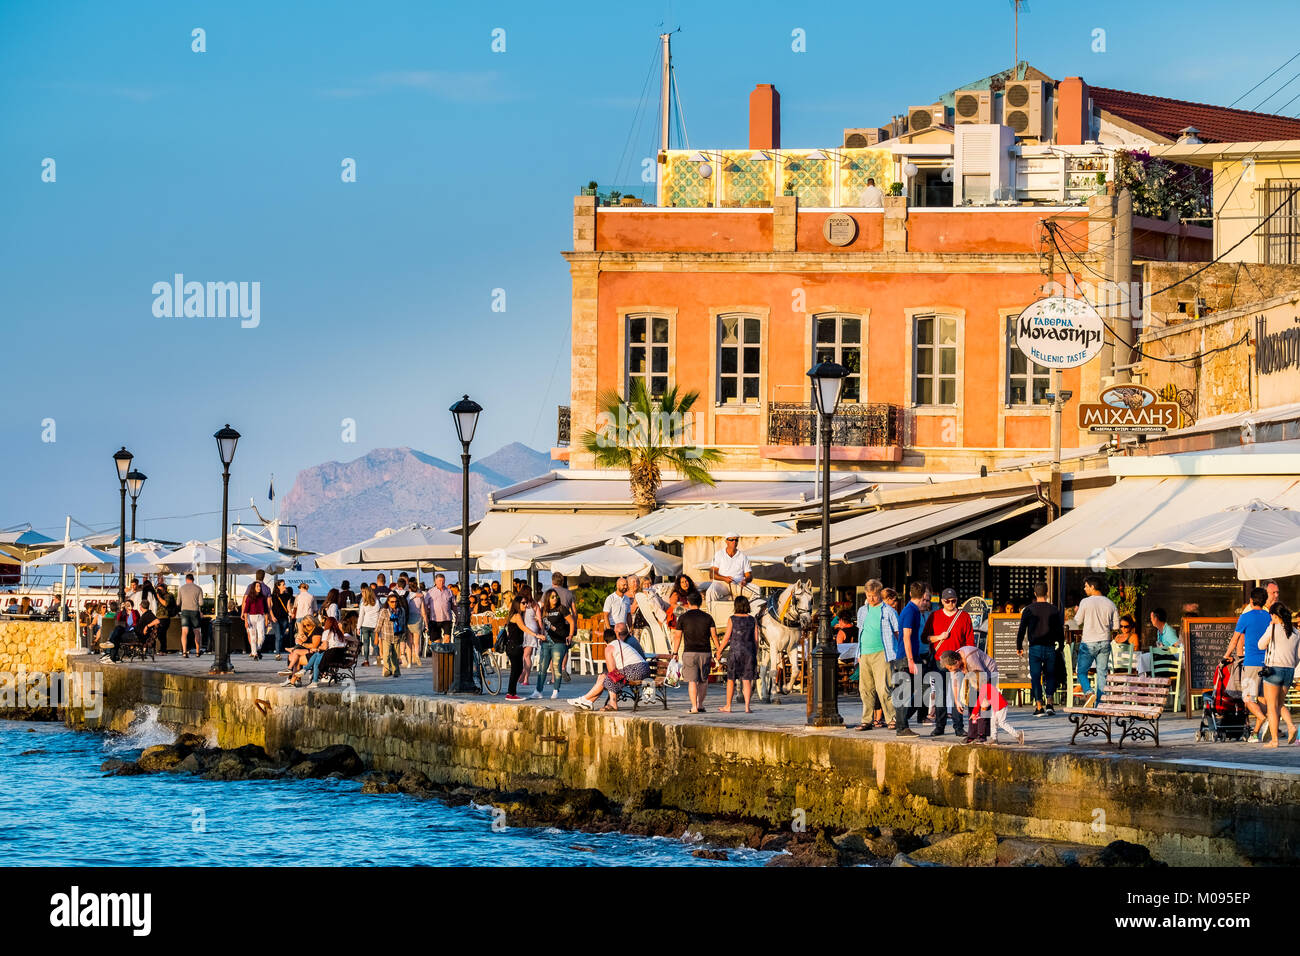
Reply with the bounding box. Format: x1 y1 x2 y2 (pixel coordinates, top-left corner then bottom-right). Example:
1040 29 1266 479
556 405 571 447
766 402 903 447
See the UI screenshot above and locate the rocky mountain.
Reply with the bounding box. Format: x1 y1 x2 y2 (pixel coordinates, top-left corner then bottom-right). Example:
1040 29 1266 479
280 443 557 553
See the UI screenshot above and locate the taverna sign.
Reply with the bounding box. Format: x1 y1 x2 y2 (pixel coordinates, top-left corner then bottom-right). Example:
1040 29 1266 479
1015 296 1105 369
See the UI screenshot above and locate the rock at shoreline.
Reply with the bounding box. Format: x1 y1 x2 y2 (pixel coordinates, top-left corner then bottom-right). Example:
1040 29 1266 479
1089 840 1166 868
397 770 434 795
684 821 766 850
911 827 998 866
891 852 943 867
692 848 729 861
996 838 1065 867
100 758 145 777
624 808 689 839
138 743 192 772
288 744 364 779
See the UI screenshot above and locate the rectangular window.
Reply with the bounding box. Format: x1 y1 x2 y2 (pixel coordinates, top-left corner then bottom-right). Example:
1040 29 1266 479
913 314 958 405
626 314 669 399
1261 179 1300 265
812 314 864 403
1006 315 1050 405
718 314 762 404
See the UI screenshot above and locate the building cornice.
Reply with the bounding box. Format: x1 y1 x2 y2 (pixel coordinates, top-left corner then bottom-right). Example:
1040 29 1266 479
562 250 1103 272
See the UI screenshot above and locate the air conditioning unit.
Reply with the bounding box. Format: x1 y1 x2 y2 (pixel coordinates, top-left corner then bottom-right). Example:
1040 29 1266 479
953 90 993 125
1003 80 1050 139
954 123 1017 204
843 127 888 148
908 104 951 132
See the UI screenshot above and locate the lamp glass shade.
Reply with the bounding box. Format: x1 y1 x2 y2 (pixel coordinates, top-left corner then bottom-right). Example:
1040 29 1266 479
449 395 483 446
214 424 240 466
807 361 848 416
125 470 147 500
113 447 134 482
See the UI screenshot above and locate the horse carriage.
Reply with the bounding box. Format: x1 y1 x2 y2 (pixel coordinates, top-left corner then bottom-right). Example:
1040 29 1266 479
632 579 816 703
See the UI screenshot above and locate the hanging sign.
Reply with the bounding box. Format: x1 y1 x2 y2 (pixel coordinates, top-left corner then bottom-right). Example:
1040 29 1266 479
1078 383 1180 434
1015 296 1105 369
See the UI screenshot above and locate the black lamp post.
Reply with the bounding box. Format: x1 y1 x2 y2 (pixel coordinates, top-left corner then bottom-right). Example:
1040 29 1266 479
806 361 847 728
126 470 147 541
113 447 134 606
449 394 482 693
210 424 240 675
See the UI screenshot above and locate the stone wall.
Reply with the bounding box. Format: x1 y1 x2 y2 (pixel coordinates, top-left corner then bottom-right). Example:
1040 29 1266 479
67 661 1300 866
0 620 74 675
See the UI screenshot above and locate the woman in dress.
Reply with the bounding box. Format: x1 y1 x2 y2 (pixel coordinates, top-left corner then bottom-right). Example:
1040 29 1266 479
569 626 648 711
717 594 759 713
517 585 543 690
1257 602 1299 748
503 594 530 700
356 585 378 666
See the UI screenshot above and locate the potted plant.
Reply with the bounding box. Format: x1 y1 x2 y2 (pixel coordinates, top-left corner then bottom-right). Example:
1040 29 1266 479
888 182 904 196
580 180 598 196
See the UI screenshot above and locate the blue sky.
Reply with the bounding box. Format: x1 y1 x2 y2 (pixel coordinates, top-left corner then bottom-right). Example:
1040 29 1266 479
2 0 1298 543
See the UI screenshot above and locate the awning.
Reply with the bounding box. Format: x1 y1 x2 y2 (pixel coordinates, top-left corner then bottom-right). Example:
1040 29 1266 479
989 475 1300 569
750 493 1037 567
468 512 631 558
613 502 792 543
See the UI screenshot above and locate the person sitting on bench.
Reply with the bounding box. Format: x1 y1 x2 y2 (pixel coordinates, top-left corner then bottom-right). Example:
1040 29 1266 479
103 600 139 663
299 617 348 686
282 618 322 685
569 627 648 712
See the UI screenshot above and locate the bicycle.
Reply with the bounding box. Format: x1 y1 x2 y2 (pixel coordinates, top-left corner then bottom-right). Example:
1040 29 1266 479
472 625 502 695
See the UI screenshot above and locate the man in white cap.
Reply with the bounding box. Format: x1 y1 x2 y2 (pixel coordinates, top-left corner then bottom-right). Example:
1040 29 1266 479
707 534 753 601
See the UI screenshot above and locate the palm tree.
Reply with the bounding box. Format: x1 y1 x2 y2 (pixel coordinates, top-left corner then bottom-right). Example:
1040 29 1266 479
580 379 725 515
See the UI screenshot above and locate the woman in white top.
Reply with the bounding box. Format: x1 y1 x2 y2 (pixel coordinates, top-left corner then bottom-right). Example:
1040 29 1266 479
570 627 648 711
322 588 341 622
1257 602 1299 748
356 586 379 666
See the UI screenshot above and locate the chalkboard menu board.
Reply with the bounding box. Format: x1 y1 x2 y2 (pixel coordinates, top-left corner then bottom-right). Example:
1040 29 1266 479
1183 617 1237 715
988 613 1029 683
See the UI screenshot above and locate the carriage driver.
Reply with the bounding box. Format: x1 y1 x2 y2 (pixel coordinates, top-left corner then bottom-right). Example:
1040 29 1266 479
707 534 754 601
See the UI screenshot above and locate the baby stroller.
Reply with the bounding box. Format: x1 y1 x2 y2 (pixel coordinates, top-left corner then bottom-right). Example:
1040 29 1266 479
1195 659 1248 742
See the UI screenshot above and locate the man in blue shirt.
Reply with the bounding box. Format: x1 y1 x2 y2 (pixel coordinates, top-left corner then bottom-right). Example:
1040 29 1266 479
891 581 930 737
1228 587 1272 741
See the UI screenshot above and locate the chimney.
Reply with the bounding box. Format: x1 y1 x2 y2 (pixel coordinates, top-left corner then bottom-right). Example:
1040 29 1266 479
749 84 781 150
1056 76 1090 145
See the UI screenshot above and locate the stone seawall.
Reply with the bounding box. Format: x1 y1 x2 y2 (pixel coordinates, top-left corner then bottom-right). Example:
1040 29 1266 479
0 620 74 674
66 661 1300 866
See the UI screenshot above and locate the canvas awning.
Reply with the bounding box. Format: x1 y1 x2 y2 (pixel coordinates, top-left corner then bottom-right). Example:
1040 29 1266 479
750 493 1038 567
612 503 792 543
468 511 631 558
989 475 1300 570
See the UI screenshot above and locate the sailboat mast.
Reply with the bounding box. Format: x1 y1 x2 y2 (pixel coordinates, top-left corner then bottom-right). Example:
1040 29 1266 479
660 31 671 153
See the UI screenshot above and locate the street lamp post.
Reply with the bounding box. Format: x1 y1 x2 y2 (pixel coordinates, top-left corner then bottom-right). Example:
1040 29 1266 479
806 361 847 728
211 425 240 675
449 395 482 693
126 470 147 541
113 447 134 606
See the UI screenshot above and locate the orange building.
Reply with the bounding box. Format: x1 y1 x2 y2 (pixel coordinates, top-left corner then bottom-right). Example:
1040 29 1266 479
555 67 1288 479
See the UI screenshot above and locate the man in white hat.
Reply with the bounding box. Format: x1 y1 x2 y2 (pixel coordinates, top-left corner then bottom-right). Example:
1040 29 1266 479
706 534 753 601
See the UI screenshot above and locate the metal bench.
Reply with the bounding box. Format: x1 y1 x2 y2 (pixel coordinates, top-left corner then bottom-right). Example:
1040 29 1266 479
1064 673 1171 748
319 636 360 686
616 654 669 712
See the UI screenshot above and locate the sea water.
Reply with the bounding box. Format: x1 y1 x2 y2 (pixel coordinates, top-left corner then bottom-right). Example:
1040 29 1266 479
0 718 770 867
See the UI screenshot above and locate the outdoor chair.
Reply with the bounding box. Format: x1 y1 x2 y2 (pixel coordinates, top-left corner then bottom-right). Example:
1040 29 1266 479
1149 645 1183 713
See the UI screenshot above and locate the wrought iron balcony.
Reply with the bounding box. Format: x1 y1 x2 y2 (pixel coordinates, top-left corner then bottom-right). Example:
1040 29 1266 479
556 405 571 447
766 402 903 448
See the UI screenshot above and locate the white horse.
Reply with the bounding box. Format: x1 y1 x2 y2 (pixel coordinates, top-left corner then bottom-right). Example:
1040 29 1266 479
754 580 815 703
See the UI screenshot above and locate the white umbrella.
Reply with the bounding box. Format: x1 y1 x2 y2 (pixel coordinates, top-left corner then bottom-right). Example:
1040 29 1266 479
316 524 461 570
1236 537 1300 581
28 543 117 572
122 540 172 574
29 542 118 645
1105 501 1300 570
614 503 792 544
550 537 682 579
157 540 289 575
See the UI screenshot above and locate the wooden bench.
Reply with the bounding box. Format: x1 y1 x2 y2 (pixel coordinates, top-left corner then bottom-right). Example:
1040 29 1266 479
616 654 669 712
1064 673 1171 748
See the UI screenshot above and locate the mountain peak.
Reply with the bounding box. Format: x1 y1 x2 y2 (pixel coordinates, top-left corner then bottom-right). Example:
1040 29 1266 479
280 442 557 552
